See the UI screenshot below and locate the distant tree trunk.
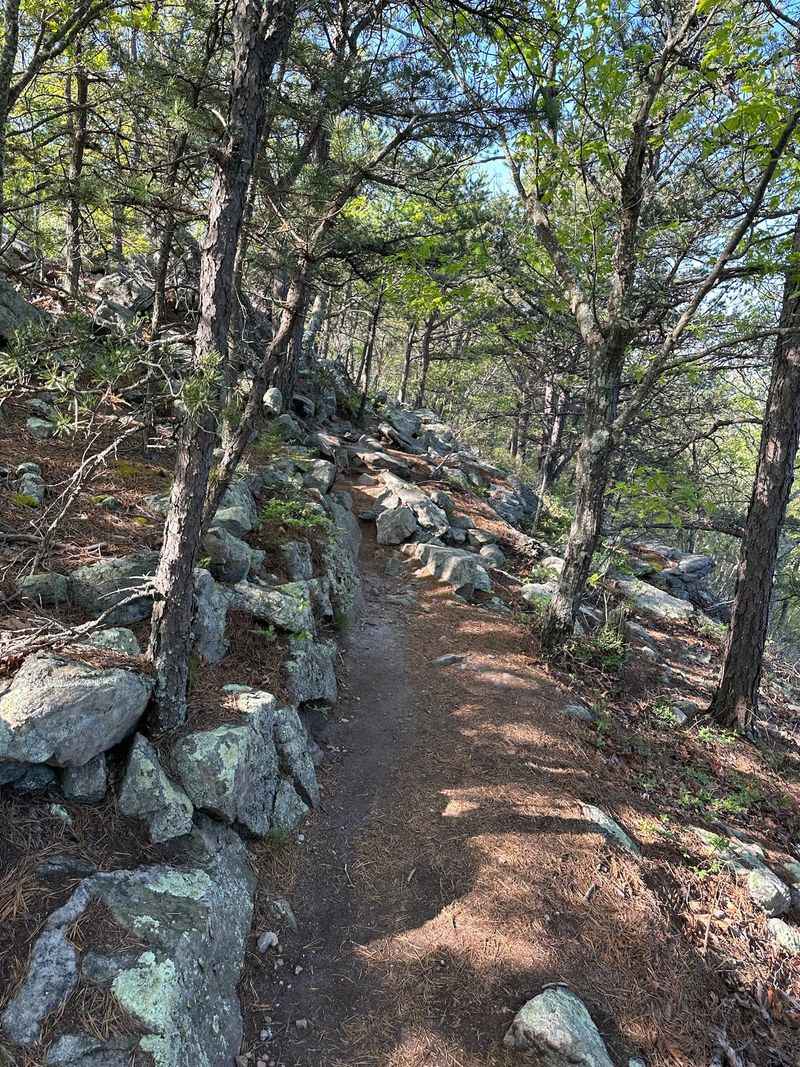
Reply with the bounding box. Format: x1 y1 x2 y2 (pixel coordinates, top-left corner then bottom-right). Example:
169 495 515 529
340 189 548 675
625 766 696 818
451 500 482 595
541 346 622 651
398 319 417 403
709 214 800 732
302 287 327 363
148 0 295 729
64 47 88 298
357 288 383 421
509 414 519 458
415 311 438 409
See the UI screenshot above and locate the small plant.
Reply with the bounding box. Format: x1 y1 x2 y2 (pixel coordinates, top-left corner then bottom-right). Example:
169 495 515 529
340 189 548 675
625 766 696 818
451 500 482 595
650 699 678 727
693 616 728 645
251 624 277 643
568 620 626 673
252 428 286 462
260 493 331 535
10 491 40 508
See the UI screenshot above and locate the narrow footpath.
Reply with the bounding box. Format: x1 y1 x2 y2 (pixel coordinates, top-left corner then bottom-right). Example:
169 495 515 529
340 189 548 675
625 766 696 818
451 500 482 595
242 489 741 1067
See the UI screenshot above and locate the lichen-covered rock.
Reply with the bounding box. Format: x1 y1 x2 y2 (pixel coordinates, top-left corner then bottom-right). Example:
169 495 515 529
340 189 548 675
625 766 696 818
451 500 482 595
263 386 283 415
26 416 55 439
69 553 159 624
769 917 800 955
192 568 229 663
227 579 314 634
202 526 251 584
61 754 107 803
376 505 418 545
16 461 46 505
748 867 792 917
581 803 641 857
522 581 556 607
24 818 255 1067
0 653 152 767
172 687 318 837
16 571 69 605
45 1032 137 1066
407 543 491 597
615 577 695 622
84 627 141 655
321 496 362 624
302 458 336 493
212 505 254 538
285 638 337 707
503 986 613 1067
378 472 450 536
171 690 280 838
1 927 78 1045
479 543 506 567
280 540 313 581
119 734 193 844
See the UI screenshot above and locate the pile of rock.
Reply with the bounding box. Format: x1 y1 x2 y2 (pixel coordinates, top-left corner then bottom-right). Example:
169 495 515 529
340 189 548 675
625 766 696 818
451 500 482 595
2 425 364 1063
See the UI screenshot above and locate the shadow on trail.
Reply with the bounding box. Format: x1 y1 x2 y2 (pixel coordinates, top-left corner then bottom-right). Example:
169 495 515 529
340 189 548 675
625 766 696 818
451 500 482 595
246 522 796 1067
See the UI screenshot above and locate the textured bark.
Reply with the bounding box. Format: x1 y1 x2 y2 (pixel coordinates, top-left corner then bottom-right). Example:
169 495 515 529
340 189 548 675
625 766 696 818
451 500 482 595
357 289 383 421
709 214 800 732
541 349 622 651
0 0 20 227
398 319 417 404
148 0 295 729
64 49 89 298
415 312 438 409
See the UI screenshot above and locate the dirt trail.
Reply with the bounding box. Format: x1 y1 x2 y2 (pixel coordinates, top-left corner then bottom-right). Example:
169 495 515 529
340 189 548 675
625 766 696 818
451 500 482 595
242 499 767 1067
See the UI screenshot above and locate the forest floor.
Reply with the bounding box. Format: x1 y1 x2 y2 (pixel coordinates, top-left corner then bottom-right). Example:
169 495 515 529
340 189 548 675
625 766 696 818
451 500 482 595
239 483 800 1067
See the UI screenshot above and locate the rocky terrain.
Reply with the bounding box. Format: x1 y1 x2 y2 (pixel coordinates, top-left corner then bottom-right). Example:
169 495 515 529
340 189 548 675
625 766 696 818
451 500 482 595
0 313 799 1067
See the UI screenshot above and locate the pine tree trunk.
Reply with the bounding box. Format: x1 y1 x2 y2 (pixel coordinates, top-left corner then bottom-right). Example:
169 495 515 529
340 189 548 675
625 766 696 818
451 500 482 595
64 48 88 298
541 348 622 651
398 319 417 403
709 214 800 732
0 0 20 231
148 0 295 729
415 312 437 409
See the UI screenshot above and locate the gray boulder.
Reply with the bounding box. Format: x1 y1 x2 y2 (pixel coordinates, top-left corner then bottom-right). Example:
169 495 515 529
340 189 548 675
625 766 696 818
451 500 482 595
581 804 641 857
480 543 506 567
85 628 140 655
0 275 47 341
748 868 792 917
192 567 229 663
302 458 336 493
69 553 159 624
769 918 800 955
321 494 362 624
40 818 254 1066
1 927 78 1045
466 528 496 548
263 386 283 415
202 526 251 584
503 987 613 1067
212 505 254 538
615 577 695 623
118 734 193 843
26 416 55 439
280 540 313 581
16 462 45 505
285 637 337 707
0 654 152 767
16 571 69 605
46 1033 137 1066
227 579 314 634
172 688 318 837
377 505 418 545
406 543 491 598
273 412 305 442
379 472 450 536
61 755 107 803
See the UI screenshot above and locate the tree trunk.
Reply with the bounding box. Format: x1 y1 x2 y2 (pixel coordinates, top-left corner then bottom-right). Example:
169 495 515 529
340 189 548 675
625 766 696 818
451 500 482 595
302 287 327 363
541 347 623 650
398 319 417 403
148 0 295 730
415 312 437 409
0 0 20 230
64 47 88 298
709 213 800 732
357 289 383 421
150 216 177 334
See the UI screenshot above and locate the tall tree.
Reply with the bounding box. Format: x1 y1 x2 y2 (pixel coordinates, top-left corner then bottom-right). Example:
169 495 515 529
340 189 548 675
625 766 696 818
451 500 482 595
709 214 800 732
148 0 296 728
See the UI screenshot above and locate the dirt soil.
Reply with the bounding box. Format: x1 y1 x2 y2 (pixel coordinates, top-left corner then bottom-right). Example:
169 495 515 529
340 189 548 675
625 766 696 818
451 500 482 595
240 492 800 1067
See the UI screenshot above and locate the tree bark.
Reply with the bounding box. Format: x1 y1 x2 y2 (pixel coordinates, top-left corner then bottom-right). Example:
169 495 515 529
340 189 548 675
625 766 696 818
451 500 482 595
415 311 438 409
148 0 295 730
0 0 21 229
398 319 417 403
541 346 623 651
357 288 383 421
709 213 800 732
64 45 89 299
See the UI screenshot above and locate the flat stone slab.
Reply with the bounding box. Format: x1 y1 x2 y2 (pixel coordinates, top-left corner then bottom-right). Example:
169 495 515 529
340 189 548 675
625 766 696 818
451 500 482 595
581 804 641 857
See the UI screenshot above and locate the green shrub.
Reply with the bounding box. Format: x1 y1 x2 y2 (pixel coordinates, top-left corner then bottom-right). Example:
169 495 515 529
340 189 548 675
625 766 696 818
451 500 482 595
259 493 331 534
